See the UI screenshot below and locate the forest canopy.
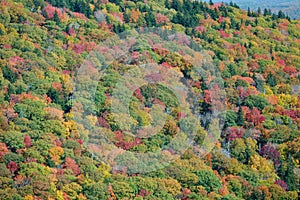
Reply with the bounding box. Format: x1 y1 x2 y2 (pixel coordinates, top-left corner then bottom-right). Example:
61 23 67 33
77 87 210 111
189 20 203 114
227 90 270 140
0 0 300 199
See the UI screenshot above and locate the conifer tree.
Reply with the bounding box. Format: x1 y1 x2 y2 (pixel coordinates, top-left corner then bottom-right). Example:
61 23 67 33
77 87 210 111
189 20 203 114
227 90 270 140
285 155 296 190
145 12 156 27
53 10 60 24
257 7 261 15
264 8 268 16
172 0 182 12
247 7 251 17
124 12 130 23
236 106 245 126
266 73 277 87
165 0 170 9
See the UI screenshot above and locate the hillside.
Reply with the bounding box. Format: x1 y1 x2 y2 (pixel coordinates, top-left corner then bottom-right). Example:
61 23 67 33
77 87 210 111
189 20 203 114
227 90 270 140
0 0 300 199
219 0 300 19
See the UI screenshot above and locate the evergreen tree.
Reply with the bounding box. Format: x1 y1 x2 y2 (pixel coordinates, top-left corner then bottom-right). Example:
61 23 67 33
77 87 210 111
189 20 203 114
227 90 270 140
236 22 241 30
278 10 285 19
145 12 156 27
210 8 219 20
285 155 296 190
172 0 182 12
53 10 60 24
236 106 245 126
56 0 66 7
278 158 285 179
47 0 57 6
230 17 236 29
245 20 250 26
272 13 278 20
183 0 193 12
221 21 226 29
138 16 146 27
247 7 251 17
254 73 264 92
83 1 92 18
110 0 121 5
255 18 258 26
124 12 130 23
268 9 272 15
264 8 268 16
257 7 261 15
266 73 277 87
172 12 183 24
165 0 170 9
113 24 120 33
270 48 275 60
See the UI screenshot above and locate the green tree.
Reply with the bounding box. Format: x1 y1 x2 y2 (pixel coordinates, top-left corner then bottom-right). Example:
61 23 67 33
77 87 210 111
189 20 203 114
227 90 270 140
236 107 245 126
230 138 257 164
285 155 296 191
194 170 221 193
224 110 237 128
145 12 156 27
242 95 269 110
247 7 251 17
266 73 277 87
83 182 108 200
257 7 262 15
0 131 25 151
53 10 60 24
171 0 182 11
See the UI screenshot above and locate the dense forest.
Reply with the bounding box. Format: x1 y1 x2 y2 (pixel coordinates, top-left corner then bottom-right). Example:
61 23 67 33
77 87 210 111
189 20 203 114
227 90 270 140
219 0 300 20
0 0 300 199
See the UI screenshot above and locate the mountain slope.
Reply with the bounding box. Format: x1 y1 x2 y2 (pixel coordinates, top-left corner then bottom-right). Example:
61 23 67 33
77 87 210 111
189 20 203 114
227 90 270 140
0 0 299 199
219 0 300 19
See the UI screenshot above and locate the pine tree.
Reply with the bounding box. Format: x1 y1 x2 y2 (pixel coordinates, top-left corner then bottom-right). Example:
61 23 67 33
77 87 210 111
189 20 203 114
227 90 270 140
53 10 60 24
247 7 251 17
278 10 285 19
113 24 120 33
84 2 92 18
278 158 285 179
124 12 130 23
172 0 182 12
230 17 236 29
264 8 268 16
272 13 278 20
266 73 277 87
48 0 57 7
221 21 226 29
138 16 146 27
165 0 170 9
145 12 156 27
257 7 261 15
268 9 272 15
255 18 258 26
254 73 264 92
270 48 275 60
236 106 245 126
110 0 121 5
285 155 296 190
